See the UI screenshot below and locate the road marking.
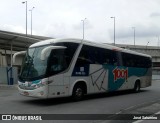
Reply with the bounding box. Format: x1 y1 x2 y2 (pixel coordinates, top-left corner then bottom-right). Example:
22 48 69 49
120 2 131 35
124 105 135 110
115 101 150 115
155 110 160 114
115 111 122 114
132 120 144 123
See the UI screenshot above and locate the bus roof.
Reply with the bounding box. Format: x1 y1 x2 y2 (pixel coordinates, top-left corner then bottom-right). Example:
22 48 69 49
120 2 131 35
30 38 151 58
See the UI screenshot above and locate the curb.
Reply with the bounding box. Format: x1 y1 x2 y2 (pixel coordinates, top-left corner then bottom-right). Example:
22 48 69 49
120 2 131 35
0 84 18 90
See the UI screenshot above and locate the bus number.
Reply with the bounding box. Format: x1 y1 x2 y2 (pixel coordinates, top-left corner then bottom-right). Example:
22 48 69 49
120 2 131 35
113 67 128 82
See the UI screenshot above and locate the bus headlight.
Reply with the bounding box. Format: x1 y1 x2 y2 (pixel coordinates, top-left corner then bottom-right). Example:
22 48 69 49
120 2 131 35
41 81 47 85
31 81 47 89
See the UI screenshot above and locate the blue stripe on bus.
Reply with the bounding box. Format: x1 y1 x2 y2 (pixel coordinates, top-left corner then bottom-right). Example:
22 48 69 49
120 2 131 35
103 65 148 91
72 64 148 91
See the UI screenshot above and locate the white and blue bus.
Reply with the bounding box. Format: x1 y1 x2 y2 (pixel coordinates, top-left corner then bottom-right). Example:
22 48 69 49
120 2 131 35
13 38 152 100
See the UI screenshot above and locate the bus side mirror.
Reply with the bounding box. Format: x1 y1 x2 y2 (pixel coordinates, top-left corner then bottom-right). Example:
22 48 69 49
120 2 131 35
13 51 26 64
41 46 66 60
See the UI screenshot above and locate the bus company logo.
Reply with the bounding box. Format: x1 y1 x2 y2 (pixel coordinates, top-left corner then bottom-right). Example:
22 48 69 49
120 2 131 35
112 67 128 81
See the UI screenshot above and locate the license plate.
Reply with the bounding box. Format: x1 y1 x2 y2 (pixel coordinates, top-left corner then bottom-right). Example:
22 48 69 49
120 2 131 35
23 91 29 96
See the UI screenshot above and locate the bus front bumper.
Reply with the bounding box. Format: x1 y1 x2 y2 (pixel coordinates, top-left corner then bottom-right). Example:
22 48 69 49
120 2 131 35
18 86 48 98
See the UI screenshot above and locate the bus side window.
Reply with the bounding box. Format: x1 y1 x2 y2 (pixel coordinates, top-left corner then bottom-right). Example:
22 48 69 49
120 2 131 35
110 51 117 65
49 49 67 75
101 49 111 65
88 46 100 64
75 45 92 67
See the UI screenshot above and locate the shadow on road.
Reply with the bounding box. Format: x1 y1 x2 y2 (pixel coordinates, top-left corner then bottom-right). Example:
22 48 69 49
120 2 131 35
21 89 150 106
84 89 148 100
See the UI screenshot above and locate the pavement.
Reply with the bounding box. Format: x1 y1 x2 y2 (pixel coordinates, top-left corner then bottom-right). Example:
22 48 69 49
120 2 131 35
0 82 160 122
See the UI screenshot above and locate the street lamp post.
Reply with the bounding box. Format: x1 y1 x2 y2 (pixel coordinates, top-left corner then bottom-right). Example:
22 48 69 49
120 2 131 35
81 18 87 40
111 17 115 45
29 7 35 36
22 1 28 36
132 27 135 46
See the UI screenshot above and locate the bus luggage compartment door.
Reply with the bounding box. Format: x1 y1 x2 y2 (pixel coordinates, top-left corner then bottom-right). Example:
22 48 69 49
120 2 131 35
89 64 108 93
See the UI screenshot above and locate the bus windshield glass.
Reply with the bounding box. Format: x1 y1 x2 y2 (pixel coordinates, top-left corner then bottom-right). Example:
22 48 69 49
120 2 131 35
19 45 49 81
19 42 79 81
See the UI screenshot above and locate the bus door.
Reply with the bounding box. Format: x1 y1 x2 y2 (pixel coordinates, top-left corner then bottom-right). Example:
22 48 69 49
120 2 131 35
47 48 69 97
48 74 69 97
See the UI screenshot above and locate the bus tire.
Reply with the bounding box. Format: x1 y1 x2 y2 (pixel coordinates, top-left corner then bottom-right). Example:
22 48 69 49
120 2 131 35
133 81 140 92
72 84 84 101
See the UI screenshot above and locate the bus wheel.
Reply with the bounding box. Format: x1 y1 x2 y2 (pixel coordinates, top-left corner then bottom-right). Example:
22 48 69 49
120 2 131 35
133 81 140 92
72 85 84 101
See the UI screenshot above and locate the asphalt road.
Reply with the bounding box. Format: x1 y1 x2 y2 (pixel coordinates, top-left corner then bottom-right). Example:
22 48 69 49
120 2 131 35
0 80 160 123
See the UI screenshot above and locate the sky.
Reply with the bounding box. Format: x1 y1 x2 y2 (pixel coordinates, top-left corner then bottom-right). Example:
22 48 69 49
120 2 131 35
0 0 160 46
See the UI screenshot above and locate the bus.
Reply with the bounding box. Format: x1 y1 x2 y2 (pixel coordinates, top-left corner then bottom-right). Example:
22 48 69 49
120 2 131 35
13 38 152 100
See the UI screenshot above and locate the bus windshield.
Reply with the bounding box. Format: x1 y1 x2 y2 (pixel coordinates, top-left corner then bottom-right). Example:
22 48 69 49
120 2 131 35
19 42 79 81
19 45 49 81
